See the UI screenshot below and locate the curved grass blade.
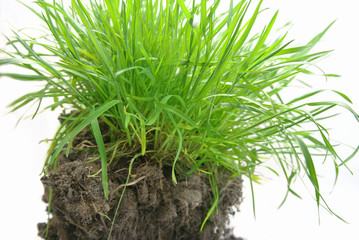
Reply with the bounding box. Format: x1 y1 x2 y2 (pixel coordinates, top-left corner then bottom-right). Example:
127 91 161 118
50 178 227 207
293 135 320 210
107 153 141 240
47 100 120 170
90 117 109 199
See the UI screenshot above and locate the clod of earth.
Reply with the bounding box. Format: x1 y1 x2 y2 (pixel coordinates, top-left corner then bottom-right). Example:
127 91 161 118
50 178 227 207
38 129 243 240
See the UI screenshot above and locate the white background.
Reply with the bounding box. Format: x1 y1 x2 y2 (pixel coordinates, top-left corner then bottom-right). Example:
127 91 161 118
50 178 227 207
1 0 358 239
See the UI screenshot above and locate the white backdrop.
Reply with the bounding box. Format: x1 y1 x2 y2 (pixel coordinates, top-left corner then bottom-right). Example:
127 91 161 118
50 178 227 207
1 0 358 239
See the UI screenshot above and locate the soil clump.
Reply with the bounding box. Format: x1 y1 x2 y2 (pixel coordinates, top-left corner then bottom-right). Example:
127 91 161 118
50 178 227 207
38 126 243 240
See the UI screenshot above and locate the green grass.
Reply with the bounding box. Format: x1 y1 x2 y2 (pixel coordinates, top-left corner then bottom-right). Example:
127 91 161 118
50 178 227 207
1 0 358 231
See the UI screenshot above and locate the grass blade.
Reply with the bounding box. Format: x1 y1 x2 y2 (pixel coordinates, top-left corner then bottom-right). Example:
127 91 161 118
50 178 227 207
47 100 119 170
294 135 320 209
91 117 109 199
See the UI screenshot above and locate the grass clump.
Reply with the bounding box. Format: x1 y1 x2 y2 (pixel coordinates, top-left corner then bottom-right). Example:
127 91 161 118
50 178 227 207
1 0 358 230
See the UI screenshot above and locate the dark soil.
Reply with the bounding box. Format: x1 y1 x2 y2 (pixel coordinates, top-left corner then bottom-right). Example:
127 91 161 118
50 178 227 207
38 126 244 240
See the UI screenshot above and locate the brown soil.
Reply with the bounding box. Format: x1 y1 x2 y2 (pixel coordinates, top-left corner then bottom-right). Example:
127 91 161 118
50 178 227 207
37 126 244 240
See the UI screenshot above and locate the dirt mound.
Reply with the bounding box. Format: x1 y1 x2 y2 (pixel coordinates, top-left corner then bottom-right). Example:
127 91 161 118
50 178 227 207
38 138 243 240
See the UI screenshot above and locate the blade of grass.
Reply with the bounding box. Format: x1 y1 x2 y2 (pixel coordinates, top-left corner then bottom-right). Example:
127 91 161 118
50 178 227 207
47 100 119 170
90 116 109 199
294 135 320 210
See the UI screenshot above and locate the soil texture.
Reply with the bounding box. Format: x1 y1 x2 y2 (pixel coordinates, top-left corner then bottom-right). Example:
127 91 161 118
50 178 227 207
38 126 243 240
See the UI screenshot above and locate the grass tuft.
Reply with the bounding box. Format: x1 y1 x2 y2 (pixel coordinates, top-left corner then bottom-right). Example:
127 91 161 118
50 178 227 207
1 0 358 229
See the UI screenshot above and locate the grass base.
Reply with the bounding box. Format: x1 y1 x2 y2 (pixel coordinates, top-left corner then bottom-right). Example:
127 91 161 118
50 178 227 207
37 129 243 240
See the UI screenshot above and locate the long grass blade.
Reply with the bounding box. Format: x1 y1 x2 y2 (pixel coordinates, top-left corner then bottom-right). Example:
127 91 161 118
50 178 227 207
91 117 109 199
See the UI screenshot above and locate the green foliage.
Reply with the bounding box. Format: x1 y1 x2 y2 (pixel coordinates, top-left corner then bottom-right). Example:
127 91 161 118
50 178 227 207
1 0 358 226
